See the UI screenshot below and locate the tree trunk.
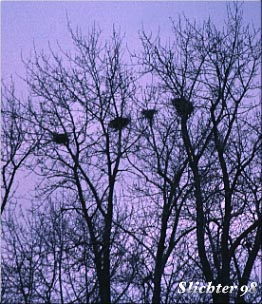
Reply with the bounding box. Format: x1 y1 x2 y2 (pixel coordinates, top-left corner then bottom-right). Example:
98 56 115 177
213 292 230 304
152 267 162 304
152 205 170 304
99 274 111 304
181 118 213 283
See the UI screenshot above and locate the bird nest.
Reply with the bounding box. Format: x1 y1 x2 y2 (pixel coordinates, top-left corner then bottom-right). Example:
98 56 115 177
109 117 131 131
141 109 158 120
52 133 69 145
172 97 194 117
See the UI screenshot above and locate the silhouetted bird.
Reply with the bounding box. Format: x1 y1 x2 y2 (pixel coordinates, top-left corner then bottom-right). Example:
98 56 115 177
109 117 130 131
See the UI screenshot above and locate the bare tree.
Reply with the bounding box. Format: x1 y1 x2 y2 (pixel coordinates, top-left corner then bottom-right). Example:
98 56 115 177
140 4 261 303
1 82 36 214
1 4 261 304
126 87 196 303
2 199 100 303
21 25 137 303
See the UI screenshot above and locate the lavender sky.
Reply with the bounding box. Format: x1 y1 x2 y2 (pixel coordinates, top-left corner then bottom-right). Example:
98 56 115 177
1 1 261 202
2 1 261 92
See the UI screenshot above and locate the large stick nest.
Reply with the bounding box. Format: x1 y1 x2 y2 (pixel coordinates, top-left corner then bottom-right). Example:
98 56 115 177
52 132 69 145
109 117 131 131
141 109 158 121
172 97 194 117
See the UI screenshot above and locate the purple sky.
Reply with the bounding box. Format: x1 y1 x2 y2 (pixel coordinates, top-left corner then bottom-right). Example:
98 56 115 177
2 1 261 91
1 1 261 208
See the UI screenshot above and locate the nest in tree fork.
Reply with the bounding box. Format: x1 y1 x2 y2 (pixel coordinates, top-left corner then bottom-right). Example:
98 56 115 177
172 97 193 117
52 133 69 144
141 109 158 120
109 117 130 131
